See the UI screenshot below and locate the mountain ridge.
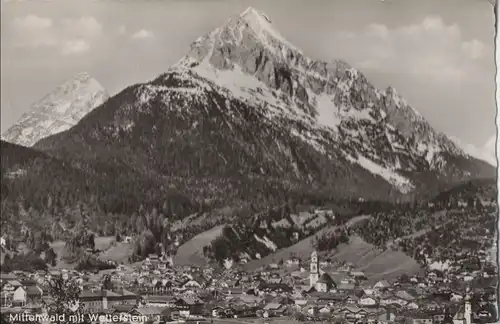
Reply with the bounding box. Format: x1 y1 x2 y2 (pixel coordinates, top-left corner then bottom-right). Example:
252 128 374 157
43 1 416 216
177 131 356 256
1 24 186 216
1 72 109 147
34 7 494 199
449 135 497 167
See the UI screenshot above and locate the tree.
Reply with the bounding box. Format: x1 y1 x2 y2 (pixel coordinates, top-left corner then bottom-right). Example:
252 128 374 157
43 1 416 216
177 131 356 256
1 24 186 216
102 274 113 290
399 273 410 283
0 312 11 324
45 248 58 267
43 275 86 324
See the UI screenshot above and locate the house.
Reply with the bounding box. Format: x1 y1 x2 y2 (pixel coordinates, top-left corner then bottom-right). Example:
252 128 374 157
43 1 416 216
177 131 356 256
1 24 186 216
346 295 359 305
336 306 368 320
406 314 433 324
181 278 202 289
395 290 416 303
318 305 332 314
315 273 336 293
337 283 355 292
286 257 300 267
380 294 408 307
378 309 397 324
25 286 43 304
144 295 176 307
173 296 204 316
263 303 286 317
358 296 377 307
351 271 367 281
12 286 27 306
256 282 292 294
135 306 170 323
373 280 391 290
3 280 22 292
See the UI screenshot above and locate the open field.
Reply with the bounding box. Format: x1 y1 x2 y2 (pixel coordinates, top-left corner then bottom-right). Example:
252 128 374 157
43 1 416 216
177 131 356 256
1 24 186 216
98 241 134 264
323 235 423 282
174 225 226 266
49 236 116 269
242 215 370 270
241 214 422 282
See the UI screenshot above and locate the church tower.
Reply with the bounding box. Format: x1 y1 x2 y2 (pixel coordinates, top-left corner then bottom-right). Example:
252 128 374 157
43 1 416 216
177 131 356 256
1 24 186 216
464 288 472 324
310 250 319 287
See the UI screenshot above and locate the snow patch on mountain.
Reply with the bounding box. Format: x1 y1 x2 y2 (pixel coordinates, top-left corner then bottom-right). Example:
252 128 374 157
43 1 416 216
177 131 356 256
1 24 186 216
314 93 342 129
346 154 415 193
254 234 278 252
193 63 284 115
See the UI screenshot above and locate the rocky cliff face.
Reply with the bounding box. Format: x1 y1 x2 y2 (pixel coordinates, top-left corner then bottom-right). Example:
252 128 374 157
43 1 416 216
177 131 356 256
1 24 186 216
1 72 108 147
171 7 488 191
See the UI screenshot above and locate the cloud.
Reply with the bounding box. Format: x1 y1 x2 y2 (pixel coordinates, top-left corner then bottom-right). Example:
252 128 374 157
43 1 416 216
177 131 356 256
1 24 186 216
11 15 57 47
131 29 154 40
461 39 487 60
330 16 492 83
10 15 104 55
61 17 103 39
13 15 52 29
60 39 90 55
118 25 127 35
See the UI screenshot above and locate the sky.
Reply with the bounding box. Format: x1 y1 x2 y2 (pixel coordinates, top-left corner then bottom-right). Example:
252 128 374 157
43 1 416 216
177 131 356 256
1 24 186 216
0 0 496 149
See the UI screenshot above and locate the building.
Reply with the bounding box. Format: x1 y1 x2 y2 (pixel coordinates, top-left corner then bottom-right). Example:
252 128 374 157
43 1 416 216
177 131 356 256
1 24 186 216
12 286 27 307
310 251 319 288
453 292 472 324
79 289 137 313
315 273 336 293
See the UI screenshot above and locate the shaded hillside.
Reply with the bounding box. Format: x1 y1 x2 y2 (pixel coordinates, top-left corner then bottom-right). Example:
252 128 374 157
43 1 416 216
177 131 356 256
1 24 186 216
0 140 197 251
431 177 497 205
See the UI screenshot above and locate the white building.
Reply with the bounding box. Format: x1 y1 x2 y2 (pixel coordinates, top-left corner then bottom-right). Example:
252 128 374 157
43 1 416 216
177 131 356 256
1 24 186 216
309 251 319 287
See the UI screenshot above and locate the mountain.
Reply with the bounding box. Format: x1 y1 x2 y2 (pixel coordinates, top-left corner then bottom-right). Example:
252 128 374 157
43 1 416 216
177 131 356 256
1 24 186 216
450 135 497 167
36 8 493 201
1 72 109 147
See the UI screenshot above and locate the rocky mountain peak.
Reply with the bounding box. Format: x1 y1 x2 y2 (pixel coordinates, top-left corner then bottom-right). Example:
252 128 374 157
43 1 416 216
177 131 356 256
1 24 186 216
1 72 109 147
239 7 271 23
172 9 469 169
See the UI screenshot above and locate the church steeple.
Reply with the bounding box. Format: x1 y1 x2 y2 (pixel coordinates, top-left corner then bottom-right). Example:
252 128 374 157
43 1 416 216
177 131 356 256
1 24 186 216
464 286 472 324
309 250 319 287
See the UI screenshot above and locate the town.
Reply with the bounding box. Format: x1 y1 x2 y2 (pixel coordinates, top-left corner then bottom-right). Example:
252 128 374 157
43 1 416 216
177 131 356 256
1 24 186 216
0 243 497 324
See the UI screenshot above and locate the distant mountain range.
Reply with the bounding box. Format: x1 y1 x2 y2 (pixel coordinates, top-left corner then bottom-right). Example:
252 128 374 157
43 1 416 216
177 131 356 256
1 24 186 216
1 72 108 147
450 135 496 167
